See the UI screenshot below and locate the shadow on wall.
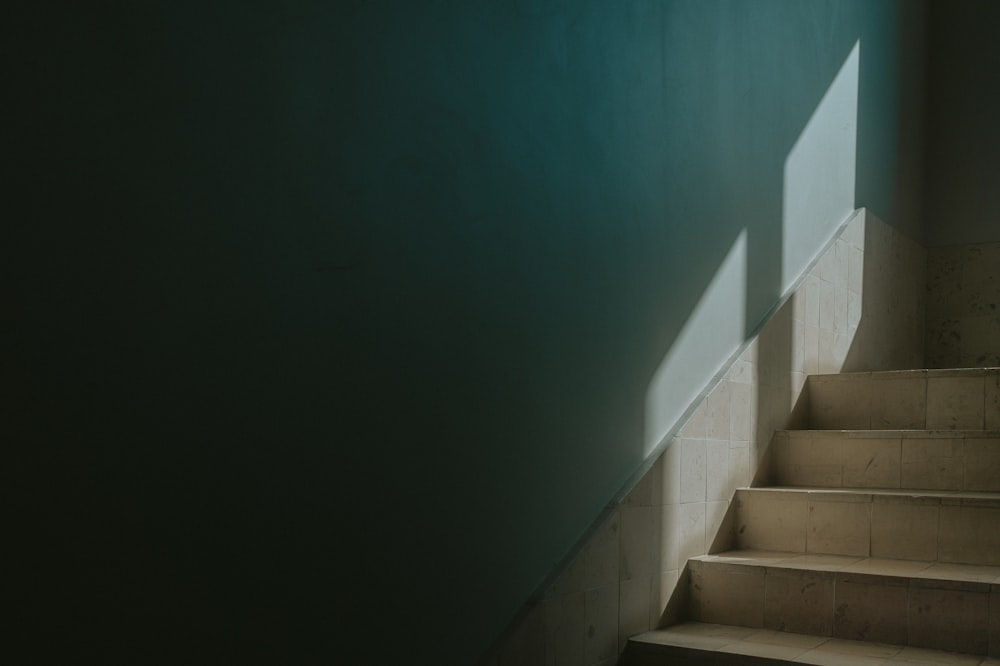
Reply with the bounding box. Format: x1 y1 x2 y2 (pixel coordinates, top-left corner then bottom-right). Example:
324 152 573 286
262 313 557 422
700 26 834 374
842 217 926 372
4 1 924 664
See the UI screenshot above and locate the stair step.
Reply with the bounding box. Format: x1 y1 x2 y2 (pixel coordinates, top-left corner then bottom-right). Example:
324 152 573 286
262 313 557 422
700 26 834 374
806 368 1000 431
687 550 1000 654
626 621 999 665
732 487 1000 565
772 429 1000 492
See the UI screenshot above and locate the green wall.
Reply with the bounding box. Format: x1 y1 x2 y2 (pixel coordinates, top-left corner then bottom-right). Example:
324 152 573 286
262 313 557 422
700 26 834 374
7 1 925 662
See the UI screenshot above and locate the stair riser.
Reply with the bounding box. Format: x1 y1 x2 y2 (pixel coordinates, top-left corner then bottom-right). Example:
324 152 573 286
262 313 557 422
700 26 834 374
807 370 1000 430
772 431 1000 492
689 561 998 656
733 490 1000 565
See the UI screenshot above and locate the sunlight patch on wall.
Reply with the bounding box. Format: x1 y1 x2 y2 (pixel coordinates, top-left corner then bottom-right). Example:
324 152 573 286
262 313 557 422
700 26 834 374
644 230 747 456
782 40 860 291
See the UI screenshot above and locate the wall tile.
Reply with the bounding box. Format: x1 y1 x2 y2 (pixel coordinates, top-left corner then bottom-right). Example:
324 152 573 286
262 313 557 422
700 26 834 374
677 502 706 566
819 281 837 332
840 436 902 488
901 437 965 491
807 497 871 557
620 506 656 581
543 592 585 666
706 440 731 501
658 504 679 572
703 381 731 441
834 573 908 645
808 375 872 429
987 373 1000 430
908 581 990 655
705 500 730 551
679 439 707 503
689 562 764 627
939 506 1000 566
804 277 821 327
990 585 1000 658
584 585 620 664
650 569 679 629
870 497 938 561
764 568 835 636
583 511 620 589
803 324 820 375
871 375 927 429
735 491 807 552
730 382 753 442
965 437 1000 491
618 576 651 652
927 375 984 429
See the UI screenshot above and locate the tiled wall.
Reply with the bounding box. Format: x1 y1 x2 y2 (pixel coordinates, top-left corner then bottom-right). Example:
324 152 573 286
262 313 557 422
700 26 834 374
483 210 926 666
926 242 1000 368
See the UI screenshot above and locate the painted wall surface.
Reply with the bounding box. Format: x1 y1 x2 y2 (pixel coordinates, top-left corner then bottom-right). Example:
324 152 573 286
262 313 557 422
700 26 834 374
924 0 1000 246
6 1 925 662
926 243 1000 367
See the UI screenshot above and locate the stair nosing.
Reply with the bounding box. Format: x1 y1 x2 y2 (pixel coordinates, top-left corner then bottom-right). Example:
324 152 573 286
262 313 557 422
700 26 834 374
777 428 1000 437
739 485 1000 503
689 549 1000 589
629 621 991 664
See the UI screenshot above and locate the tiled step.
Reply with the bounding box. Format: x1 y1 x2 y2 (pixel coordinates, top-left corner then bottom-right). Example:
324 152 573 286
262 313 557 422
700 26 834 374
626 621 1000 665
807 368 1000 430
771 429 1000 491
731 487 1000 565
683 551 1000 657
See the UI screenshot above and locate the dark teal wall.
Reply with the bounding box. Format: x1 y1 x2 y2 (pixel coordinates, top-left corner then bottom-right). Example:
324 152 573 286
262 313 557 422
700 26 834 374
924 0 1000 246
7 1 924 662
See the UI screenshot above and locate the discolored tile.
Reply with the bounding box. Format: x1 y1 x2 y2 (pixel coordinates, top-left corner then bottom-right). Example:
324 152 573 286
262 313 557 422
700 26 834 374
833 573 908 645
871 375 927 429
808 375 872 429
908 581 989 655
901 437 965 491
807 497 871 557
689 561 764 628
870 497 939 561
965 437 1000 492
764 567 835 636
735 490 808 553
927 375 984 430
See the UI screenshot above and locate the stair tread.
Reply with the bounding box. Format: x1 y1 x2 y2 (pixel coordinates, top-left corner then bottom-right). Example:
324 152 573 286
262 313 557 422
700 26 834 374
742 485 1000 502
778 429 1000 438
810 367 1000 380
692 549 1000 585
631 621 999 664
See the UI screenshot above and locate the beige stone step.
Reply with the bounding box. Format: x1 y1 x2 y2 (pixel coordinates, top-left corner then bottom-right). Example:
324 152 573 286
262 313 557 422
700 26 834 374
626 620 1000 665
771 429 1000 491
730 487 1000 565
688 551 1000 656
684 551 1000 655
807 368 1000 430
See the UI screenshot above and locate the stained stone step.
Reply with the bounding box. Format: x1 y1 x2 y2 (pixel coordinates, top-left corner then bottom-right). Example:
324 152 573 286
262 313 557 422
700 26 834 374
626 620 1000 665
730 487 1000 565
806 368 1000 431
771 429 1000 491
683 551 1000 656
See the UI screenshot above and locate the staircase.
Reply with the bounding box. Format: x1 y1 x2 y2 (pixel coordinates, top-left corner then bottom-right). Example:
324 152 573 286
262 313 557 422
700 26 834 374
626 368 1000 665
